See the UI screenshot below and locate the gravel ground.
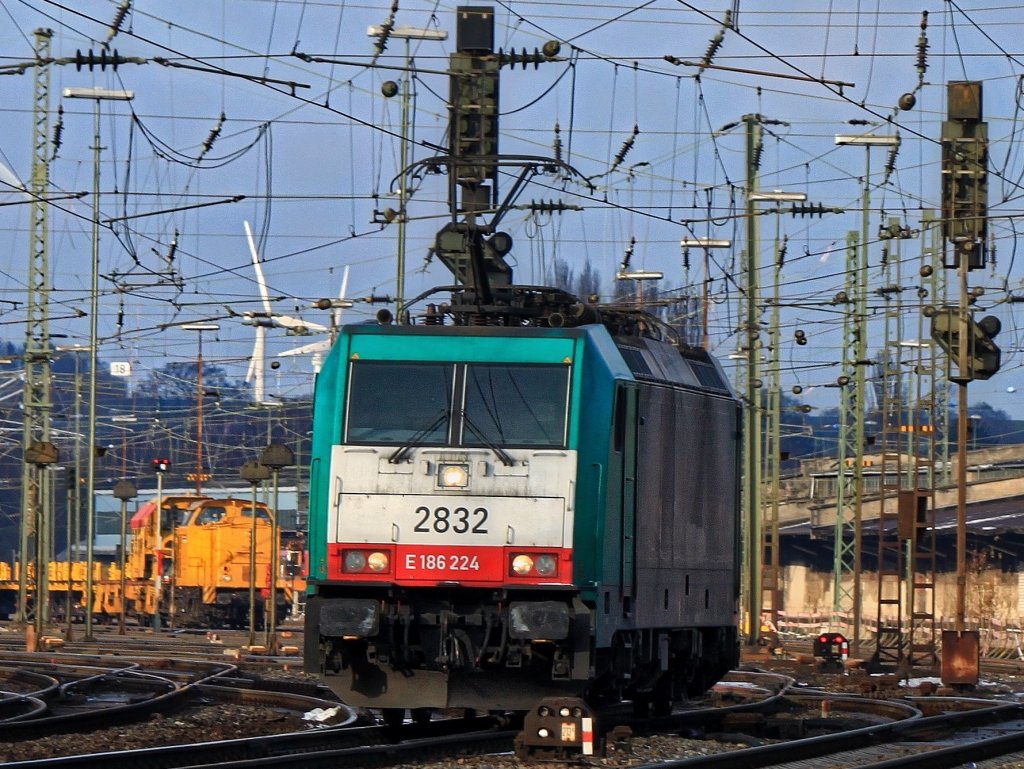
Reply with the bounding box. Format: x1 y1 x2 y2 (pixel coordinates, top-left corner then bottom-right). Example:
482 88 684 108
393 734 747 769
0 700 747 765
0 703 313 762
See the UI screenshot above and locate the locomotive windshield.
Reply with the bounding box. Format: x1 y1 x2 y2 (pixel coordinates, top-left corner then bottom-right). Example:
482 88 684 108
345 360 569 448
464 363 569 447
346 361 454 443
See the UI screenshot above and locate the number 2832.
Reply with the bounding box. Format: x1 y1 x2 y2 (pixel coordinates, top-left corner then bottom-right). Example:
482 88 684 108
413 505 489 534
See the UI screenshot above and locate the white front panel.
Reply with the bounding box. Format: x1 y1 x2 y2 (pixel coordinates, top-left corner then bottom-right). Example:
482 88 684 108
338 493 565 547
328 444 577 550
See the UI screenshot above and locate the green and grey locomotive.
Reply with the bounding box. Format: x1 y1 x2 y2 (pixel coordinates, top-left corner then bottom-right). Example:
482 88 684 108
304 299 740 715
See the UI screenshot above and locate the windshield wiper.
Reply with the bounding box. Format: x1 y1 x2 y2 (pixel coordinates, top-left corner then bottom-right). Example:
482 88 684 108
388 410 449 464
461 411 516 467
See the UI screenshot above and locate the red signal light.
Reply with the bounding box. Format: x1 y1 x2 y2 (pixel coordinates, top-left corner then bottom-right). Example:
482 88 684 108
819 634 829 644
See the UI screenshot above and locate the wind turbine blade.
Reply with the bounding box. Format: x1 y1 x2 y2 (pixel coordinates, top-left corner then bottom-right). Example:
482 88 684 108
246 326 266 404
278 339 330 357
244 220 273 315
0 160 29 201
336 265 350 329
274 315 329 333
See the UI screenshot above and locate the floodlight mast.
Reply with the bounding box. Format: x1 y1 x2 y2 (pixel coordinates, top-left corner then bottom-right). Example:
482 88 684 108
755 191 806 643
832 132 899 655
367 24 448 320
680 238 731 351
63 85 134 641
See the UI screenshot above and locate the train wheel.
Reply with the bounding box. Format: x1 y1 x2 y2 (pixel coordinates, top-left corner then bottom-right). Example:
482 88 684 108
381 708 405 728
631 695 650 718
411 708 432 725
650 676 673 716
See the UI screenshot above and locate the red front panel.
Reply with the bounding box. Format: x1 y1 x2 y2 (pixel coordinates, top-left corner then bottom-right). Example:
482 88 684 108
328 543 573 586
397 545 505 582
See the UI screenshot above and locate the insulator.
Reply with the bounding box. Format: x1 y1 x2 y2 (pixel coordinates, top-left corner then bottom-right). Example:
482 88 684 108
620 236 636 271
790 202 830 218
553 122 562 164
201 112 225 156
523 199 578 214
374 22 393 55
50 105 64 159
167 232 178 263
682 247 690 271
752 138 763 171
700 29 725 71
78 48 124 71
611 125 638 172
883 142 899 184
497 47 548 69
424 304 444 325
107 0 131 42
373 1 398 58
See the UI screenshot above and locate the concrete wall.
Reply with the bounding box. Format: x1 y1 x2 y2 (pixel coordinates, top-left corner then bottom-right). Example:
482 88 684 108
777 563 1022 632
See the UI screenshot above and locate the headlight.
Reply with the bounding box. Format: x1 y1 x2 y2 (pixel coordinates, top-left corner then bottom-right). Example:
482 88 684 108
511 554 534 575
343 551 367 572
367 551 389 572
342 549 390 574
438 463 470 488
534 554 557 576
511 553 558 577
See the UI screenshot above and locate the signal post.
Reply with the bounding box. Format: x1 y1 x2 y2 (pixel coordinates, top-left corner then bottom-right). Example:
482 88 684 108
931 81 997 687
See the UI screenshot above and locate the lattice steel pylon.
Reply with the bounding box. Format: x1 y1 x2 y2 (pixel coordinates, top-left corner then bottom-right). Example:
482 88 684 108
907 211 944 668
16 28 55 624
872 217 909 670
832 230 865 643
869 212 944 671
761 235 785 638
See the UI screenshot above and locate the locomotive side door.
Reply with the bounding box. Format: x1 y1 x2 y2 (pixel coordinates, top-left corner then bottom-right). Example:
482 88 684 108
613 383 639 615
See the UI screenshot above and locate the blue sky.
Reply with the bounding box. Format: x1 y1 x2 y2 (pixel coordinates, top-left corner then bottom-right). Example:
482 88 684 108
1 1 1023 421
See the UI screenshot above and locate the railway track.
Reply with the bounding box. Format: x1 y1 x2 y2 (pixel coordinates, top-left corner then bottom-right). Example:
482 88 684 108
624 697 1024 769
0 648 352 753
4 647 1024 768
1 713 514 769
